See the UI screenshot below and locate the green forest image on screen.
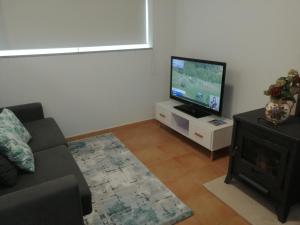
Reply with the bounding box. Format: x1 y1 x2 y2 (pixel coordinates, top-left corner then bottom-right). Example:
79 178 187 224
171 59 223 111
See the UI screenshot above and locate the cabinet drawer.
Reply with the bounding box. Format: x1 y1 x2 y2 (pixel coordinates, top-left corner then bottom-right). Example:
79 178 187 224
155 105 171 125
189 124 211 149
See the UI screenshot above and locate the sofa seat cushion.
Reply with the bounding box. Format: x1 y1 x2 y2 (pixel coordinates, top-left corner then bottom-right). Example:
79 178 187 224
24 118 67 153
0 146 92 215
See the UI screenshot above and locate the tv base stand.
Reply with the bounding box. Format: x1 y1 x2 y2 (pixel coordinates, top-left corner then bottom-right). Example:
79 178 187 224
156 100 233 160
174 104 211 118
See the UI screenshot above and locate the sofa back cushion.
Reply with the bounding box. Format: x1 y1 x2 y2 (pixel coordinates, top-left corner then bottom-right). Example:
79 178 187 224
0 103 44 123
0 153 18 187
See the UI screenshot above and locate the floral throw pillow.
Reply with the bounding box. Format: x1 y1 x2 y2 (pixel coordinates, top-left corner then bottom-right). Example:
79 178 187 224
0 109 32 143
0 129 34 172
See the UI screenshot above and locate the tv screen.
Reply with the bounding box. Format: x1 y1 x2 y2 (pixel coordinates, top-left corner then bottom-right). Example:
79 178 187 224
170 56 226 115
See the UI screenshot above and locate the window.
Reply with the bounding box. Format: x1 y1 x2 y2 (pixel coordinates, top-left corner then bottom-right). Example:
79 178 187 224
0 0 152 56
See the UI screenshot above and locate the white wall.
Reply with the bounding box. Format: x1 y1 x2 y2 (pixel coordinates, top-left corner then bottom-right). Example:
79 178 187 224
0 0 176 137
4 0 299 136
175 0 300 117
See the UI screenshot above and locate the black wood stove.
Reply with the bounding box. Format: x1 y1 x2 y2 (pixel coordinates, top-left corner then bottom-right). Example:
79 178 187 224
225 108 300 223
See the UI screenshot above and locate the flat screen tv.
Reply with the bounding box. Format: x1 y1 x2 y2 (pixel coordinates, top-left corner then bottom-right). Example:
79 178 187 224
170 56 226 118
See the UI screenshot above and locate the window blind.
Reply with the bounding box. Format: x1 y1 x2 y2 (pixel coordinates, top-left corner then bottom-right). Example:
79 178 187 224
0 0 148 52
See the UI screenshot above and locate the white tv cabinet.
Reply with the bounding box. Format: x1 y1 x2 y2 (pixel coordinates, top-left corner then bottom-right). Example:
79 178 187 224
155 100 233 160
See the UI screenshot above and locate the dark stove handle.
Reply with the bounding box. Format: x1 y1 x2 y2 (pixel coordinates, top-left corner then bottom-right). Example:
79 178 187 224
230 145 239 156
251 168 261 175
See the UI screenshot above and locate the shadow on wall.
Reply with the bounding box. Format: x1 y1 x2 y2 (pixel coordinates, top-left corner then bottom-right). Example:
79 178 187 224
222 83 234 118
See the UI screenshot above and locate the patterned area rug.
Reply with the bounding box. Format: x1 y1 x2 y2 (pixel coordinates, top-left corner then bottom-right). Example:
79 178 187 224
69 134 192 225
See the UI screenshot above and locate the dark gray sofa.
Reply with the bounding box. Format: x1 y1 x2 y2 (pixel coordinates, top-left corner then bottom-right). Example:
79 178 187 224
0 103 92 225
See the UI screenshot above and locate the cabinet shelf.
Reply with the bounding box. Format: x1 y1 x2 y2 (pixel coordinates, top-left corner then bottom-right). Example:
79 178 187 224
155 100 233 159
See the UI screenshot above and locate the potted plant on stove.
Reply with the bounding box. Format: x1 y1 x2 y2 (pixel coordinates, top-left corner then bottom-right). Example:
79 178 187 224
264 69 300 125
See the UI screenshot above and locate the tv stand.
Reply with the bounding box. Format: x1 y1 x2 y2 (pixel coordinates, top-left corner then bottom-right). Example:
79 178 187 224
174 104 210 118
156 100 233 160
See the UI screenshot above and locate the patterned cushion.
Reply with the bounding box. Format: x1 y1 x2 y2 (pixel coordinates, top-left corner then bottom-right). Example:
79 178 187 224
0 108 31 143
0 129 35 172
0 153 18 186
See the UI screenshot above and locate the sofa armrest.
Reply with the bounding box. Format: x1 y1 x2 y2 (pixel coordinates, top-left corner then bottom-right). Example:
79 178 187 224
2 103 44 123
0 175 84 225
